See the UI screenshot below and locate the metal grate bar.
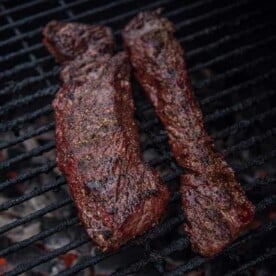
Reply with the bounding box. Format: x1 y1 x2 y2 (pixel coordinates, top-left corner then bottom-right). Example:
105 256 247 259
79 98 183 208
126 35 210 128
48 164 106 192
0 104 52 132
3 1 203 80
0 0 177 81
0 3 49 86
0 3 267 83
0 64 56 88
112 238 190 276
255 196 276 214
97 0 211 31
3 197 273 275
4 212 185 276
0 0 153 35
166 219 276 276
177 0 251 30
226 247 276 276
0 0 46 17
230 151 276 172
141 134 168 151
0 70 58 97
166 0 214 18
195 54 274 89
4 236 90 276
0 25 40 49
0 56 51 81
148 153 172 167
0 174 272 238
6 37 247 96
58 0 74 19
0 197 72 235
74 0 179 29
0 171 181 213
0 0 91 33
165 257 205 276
226 220 276 253
0 122 55 150
117 203 276 276
4 21 266 101
1 151 271 224
59 255 114 276
4 41 270 109
0 86 57 116
189 36 276 73
169 167 276 193
59 216 186 276
205 90 276 123
135 214 184 242
0 43 43 63
59 256 112 276
202 69 276 106
243 177 276 192
1 207 183 261
119 215 276 275
144 133 275 171
0 160 56 191
227 128 276 155
0 140 55 171
235 150 276 172
181 7 269 45
138 56 274 114
0 0 189 49
0 217 79 257
214 107 276 139
0 177 65 211
0 0 193 62
0 0 256 68
139 117 159 130
142 102 276 150
162 170 183 182
186 21 273 59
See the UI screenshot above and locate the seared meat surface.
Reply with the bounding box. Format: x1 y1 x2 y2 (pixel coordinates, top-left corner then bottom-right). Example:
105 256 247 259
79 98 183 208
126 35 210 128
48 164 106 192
43 21 170 251
123 10 255 257
43 20 114 63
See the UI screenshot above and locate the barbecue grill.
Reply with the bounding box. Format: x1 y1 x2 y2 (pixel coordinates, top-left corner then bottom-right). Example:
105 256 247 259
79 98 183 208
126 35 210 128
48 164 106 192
0 0 275 275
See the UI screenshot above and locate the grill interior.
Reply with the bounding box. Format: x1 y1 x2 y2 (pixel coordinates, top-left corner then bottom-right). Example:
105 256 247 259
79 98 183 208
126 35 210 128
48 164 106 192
0 0 275 275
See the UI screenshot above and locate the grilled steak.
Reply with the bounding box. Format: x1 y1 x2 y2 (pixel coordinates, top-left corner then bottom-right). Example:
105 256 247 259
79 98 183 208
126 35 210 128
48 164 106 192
43 21 170 251
123 10 255 257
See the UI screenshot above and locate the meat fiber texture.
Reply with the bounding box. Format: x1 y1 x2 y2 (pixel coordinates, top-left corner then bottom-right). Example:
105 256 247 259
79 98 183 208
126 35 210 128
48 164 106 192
123 10 255 257
43 21 170 251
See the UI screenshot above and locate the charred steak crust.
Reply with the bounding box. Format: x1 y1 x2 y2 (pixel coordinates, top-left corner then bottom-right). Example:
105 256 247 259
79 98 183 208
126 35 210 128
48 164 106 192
123 10 255 257
43 21 170 251
42 20 115 63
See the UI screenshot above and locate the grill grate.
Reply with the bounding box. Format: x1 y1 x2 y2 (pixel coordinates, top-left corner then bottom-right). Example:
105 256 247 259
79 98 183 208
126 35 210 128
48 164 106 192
0 0 275 275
